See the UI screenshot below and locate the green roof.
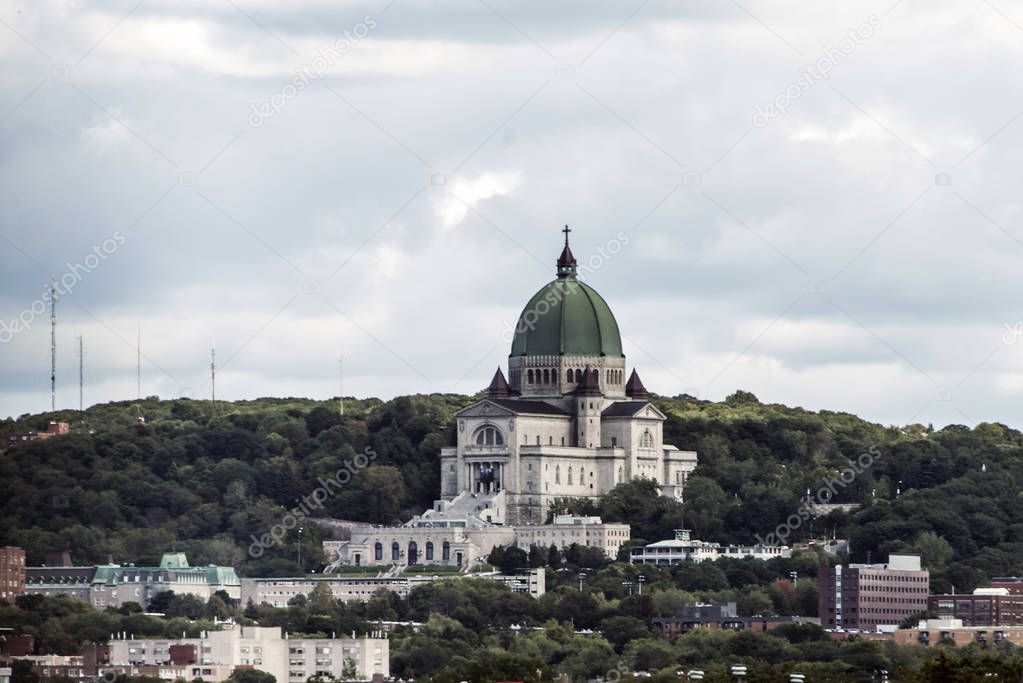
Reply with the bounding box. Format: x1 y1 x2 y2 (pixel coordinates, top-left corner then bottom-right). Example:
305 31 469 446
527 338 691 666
159 553 189 569
510 277 624 357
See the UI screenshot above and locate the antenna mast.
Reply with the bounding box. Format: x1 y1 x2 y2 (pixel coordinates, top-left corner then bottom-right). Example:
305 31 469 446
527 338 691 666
137 323 142 400
78 335 84 415
210 344 216 418
338 355 344 417
50 283 57 412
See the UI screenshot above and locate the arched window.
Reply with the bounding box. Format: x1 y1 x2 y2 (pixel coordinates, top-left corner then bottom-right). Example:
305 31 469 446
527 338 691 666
617 467 623 482
592 369 599 381
640 429 654 448
442 541 451 561
391 542 400 561
374 542 383 561
426 541 434 561
567 369 573 382
575 368 582 382
475 425 505 446
555 465 561 484
567 467 573 485
545 368 552 384
527 369 534 384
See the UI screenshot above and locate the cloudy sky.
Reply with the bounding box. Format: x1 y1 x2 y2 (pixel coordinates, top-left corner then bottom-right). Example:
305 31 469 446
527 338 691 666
1 0 1022 427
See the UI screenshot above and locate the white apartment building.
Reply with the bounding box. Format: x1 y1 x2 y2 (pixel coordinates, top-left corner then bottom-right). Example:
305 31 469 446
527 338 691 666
109 625 388 682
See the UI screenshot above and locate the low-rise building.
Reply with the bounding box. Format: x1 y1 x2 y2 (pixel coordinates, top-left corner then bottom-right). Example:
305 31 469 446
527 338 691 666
929 588 1023 626
818 553 929 631
25 553 240 609
513 515 630 559
894 618 1023 647
242 567 545 607
991 577 1023 595
0 547 26 603
108 624 388 681
652 602 819 639
630 529 790 565
324 512 627 571
6 421 70 448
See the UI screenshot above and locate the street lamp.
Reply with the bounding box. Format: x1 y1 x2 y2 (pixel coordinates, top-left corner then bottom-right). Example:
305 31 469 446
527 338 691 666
637 574 647 595
297 526 304 571
685 670 705 680
622 580 634 596
731 665 747 682
790 673 805 683
578 571 587 592
790 571 798 589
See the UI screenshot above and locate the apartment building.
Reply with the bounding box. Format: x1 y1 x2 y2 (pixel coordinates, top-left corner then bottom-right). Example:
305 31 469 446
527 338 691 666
818 553 929 631
895 618 1023 647
513 515 630 559
109 625 388 681
0 547 26 602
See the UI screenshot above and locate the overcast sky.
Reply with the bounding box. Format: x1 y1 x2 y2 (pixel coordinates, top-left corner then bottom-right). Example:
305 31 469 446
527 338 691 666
2 0 1022 428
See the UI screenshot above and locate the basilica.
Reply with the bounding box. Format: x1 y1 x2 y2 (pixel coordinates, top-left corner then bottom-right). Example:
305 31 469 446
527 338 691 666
323 231 698 569
438 231 698 525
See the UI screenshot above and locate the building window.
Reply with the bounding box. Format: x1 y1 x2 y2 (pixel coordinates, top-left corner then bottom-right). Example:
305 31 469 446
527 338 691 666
374 543 383 561
426 542 434 561
527 369 534 384
568 467 573 485
640 430 654 448
575 369 582 382
391 542 400 561
442 541 450 561
567 369 573 382
555 466 561 484
475 426 505 446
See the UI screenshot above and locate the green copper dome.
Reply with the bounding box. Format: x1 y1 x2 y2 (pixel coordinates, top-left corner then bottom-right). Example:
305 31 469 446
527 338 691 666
510 232 624 357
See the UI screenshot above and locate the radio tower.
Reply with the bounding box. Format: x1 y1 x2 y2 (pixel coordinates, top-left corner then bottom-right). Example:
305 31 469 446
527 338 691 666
136 323 142 400
338 355 345 417
78 335 84 415
50 283 57 412
210 344 216 418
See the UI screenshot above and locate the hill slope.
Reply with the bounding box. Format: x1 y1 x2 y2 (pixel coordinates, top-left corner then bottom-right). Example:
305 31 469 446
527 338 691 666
1 390 1020 589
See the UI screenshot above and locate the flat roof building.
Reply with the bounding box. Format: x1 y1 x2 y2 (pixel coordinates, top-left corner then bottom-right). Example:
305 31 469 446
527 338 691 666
819 553 929 632
928 588 1023 626
0 547 26 603
108 624 388 682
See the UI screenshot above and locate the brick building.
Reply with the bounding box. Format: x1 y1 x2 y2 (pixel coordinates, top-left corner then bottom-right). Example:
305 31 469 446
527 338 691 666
818 553 929 631
652 602 818 639
0 547 26 603
895 618 1023 647
929 588 1023 626
6 421 69 449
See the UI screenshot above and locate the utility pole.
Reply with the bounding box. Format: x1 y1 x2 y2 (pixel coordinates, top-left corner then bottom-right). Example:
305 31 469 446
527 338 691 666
50 283 57 412
137 323 142 400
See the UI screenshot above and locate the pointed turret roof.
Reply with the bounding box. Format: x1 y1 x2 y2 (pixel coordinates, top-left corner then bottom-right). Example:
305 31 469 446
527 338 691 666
573 365 602 396
556 224 577 278
487 367 511 398
625 369 648 400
